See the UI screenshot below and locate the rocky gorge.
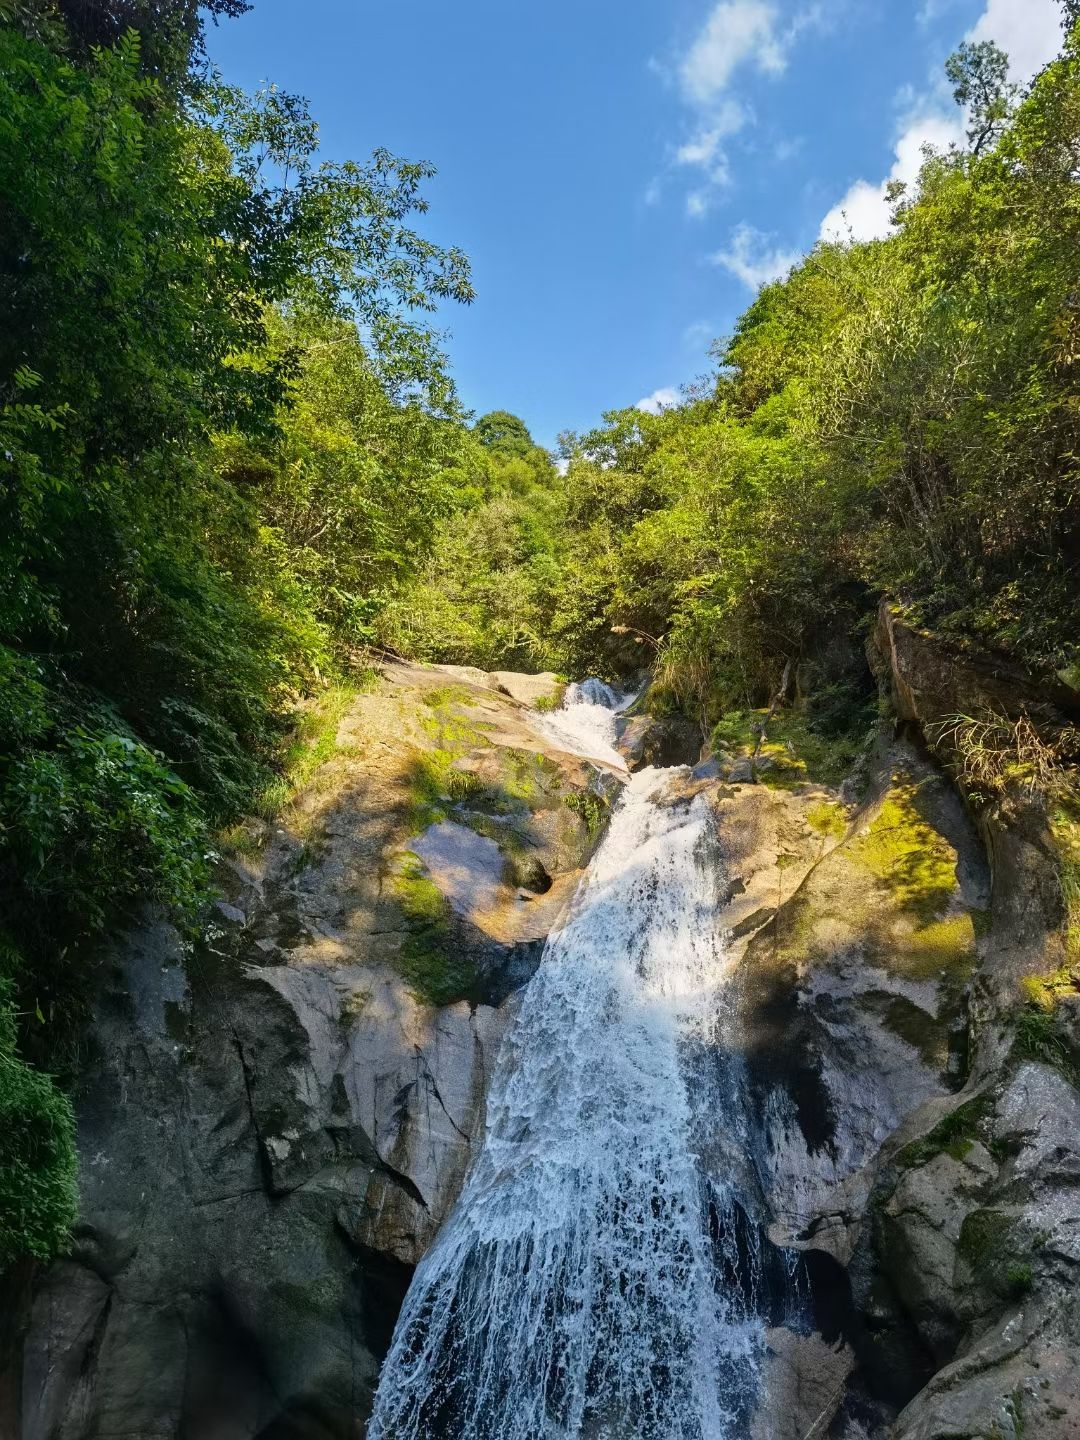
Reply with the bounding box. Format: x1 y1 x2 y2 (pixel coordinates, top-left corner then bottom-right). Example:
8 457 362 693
3 606 1079 1440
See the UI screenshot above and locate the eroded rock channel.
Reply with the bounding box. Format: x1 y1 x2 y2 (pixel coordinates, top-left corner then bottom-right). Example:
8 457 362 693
8 629 1080 1440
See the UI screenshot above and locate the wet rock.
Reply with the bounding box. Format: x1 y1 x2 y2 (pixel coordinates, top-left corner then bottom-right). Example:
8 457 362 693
751 1328 855 1440
616 712 702 770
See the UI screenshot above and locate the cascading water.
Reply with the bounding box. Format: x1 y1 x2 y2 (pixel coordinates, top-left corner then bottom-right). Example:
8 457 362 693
533 677 637 770
369 685 768 1440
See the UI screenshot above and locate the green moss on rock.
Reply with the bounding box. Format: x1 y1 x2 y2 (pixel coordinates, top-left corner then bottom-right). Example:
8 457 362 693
896 1093 991 1171
849 780 958 922
957 1207 1034 1299
391 853 478 1006
806 800 847 839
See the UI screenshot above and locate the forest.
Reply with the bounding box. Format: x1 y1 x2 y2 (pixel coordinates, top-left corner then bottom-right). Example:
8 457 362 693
1 0 1078 1273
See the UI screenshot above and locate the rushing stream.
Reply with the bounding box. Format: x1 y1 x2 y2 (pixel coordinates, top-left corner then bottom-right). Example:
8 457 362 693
369 684 770 1439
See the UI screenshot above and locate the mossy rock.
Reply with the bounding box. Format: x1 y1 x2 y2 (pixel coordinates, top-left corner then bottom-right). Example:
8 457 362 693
957 1208 1034 1301
896 1093 992 1171
848 780 958 923
391 852 478 1007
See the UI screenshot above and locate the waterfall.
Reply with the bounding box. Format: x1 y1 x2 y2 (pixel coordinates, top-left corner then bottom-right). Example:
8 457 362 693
369 686 765 1440
533 678 637 771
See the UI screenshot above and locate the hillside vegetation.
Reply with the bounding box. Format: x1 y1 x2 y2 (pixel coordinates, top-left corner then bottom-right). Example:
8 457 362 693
1 0 1078 1267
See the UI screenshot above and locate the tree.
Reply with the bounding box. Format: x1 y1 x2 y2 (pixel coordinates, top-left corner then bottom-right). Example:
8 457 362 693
946 40 1018 156
475 410 535 458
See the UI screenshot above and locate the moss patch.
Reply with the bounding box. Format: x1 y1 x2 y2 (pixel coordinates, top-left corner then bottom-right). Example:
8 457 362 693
896 1093 991 1171
958 1208 1033 1300
458 810 529 854
391 853 477 1007
895 913 977 983
711 703 871 789
420 684 478 711
1049 795 1080 960
407 749 489 832
849 780 958 922
806 800 847 839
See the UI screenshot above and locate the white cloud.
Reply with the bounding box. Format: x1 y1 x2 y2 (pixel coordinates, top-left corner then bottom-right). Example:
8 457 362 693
636 387 681 415
675 100 746 168
710 223 800 289
819 0 1062 246
672 99 746 212
679 1 786 106
819 107 963 243
967 0 1062 85
773 134 805 162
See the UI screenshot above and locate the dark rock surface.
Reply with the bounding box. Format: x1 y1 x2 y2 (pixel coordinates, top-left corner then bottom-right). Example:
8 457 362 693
616 711 703 770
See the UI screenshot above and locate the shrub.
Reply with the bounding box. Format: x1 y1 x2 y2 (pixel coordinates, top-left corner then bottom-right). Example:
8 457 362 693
0 984 77 1268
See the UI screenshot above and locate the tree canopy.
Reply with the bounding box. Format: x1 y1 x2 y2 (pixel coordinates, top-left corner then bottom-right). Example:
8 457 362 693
1 1 1079 1270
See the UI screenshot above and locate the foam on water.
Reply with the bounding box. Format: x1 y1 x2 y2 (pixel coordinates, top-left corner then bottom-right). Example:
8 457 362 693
534 677 635 771
368 685 764 1440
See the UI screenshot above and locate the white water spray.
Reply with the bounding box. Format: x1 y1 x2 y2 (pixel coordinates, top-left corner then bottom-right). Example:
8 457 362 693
534 677 636 771
369 687 764 1440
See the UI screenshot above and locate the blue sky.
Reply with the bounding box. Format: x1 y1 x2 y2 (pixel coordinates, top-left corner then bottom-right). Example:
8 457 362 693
206 0 1064 447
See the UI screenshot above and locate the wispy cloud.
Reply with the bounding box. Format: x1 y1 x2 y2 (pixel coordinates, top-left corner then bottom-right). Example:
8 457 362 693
678 1 787 106
636 387 682 414
773 134 804 162
819 0 1062 244
673 99 746 212
710 224 799 289
916 0 961 26
683 319 716 350
657 1 829 216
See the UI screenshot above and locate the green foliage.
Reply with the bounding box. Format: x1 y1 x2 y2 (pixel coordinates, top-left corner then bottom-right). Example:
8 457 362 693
0 5 474 1264
531 27 1080 718
376 421 570 670
563 789 611 842
0 982 77 1269
474 410 535 458
1013 1003 1077 1081
945 41 1018 156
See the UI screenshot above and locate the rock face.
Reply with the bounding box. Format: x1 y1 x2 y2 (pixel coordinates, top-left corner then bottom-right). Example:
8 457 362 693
7 664 616 1439
879 1061 1080 1440
665 731 990 1439
661 603 1079 1439
7 621 1080 1440
615 711 703 770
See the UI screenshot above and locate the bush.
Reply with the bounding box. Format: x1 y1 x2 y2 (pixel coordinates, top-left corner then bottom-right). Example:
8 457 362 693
0 985 77 1269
